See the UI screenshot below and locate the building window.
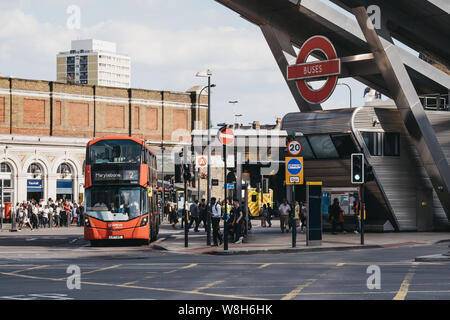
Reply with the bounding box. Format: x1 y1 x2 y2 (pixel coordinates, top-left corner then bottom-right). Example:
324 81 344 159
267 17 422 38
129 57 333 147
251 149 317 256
308 135 339 159
57 163 72 177
384 132 400 156
362 132 399 156
362 132 382 156
0 162 12 173
27 163 43 178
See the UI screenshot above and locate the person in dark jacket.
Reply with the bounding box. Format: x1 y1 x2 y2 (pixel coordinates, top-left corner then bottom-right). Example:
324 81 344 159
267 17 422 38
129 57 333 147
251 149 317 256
329 198 344 234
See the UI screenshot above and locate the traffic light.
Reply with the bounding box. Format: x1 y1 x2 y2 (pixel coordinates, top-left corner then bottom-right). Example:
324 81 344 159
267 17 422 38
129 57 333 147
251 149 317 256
183 164 192 182
262 178 269 193
175 164 183 183
351 153 364 184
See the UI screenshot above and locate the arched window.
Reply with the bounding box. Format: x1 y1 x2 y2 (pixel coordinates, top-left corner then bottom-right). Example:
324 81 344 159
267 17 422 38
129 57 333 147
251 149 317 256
27 163 43 177
0 162 14 203
57 163 72 177
0 162 12 173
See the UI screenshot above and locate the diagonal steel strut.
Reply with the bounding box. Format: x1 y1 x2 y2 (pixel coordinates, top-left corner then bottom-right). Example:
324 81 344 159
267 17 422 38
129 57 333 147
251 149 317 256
352 6 450 221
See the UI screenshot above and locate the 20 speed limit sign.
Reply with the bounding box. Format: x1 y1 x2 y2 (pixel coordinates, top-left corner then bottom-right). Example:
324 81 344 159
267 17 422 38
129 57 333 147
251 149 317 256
287 139 302 156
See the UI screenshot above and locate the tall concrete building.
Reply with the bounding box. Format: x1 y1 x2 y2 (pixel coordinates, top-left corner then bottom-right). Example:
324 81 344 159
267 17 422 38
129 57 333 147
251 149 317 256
57 39 131 88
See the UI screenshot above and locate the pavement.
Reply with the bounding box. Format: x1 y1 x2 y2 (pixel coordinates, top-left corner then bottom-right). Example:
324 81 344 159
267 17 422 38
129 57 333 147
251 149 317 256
153 219 450 256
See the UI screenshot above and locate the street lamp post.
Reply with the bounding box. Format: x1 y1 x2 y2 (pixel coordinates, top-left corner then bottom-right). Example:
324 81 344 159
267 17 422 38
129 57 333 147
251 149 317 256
196 70 213 246
337 82 352 109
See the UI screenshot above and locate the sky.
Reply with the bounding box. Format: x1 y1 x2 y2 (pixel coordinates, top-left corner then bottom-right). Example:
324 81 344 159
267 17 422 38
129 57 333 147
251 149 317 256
0 0 373 126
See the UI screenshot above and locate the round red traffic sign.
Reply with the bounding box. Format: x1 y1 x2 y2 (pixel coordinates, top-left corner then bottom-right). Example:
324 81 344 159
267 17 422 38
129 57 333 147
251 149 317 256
287 139 302 156
287 35 340 104
219 128 234 145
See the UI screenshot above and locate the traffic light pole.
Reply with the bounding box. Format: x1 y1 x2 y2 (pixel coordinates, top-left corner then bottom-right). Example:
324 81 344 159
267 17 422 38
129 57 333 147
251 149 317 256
361 184 365 245
183 146 189 248
184 177 188 248
223 143 228 251
206 75 212 247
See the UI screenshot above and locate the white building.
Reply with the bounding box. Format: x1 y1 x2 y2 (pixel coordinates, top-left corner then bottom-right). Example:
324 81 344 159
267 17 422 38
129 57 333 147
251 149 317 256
57 39 131 88
0 134 88 206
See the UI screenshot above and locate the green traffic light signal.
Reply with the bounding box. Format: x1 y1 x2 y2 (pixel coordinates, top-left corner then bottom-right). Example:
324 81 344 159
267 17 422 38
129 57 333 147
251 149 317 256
351 153 364 184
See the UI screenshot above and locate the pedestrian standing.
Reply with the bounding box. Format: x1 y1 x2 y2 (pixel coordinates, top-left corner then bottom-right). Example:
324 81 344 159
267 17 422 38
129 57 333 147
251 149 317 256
266 203 273 227
189 200 200 232
199 199 207 231
329 198 345 234
352 199 360 234
278 199 291 233
42 205 49 228
260 204 267 227
210 197 223 246
55 205 61 227
169 203 179 229
232 199 244 244
294 201 301 229
72 203 78 226
64 201 70 226
22 205 33 230
300 202 307 233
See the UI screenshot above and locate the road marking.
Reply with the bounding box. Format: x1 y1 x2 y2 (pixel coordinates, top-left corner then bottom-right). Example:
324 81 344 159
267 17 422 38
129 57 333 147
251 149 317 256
393 263 418 300
82 264 121 275
10 265 49 274
193 280 225 293
0 271 264 300
258 263 272 269
164 263 197 274
281 272 328 300
337 263 345 267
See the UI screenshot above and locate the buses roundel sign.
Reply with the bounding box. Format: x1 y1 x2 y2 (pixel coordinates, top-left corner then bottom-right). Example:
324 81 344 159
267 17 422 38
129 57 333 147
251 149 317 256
287 35 341 104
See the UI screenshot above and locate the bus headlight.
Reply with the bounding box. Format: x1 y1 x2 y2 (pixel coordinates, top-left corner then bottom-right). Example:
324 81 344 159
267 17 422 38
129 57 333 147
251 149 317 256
140 216 148 227
84 218 91 227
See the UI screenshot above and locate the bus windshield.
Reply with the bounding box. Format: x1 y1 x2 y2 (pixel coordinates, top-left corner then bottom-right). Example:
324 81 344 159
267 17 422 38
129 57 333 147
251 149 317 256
88 139 142 164
85 186 147 221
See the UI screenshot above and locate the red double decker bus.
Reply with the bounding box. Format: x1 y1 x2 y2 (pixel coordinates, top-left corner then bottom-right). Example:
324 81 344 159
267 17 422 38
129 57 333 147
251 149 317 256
83 137 159 245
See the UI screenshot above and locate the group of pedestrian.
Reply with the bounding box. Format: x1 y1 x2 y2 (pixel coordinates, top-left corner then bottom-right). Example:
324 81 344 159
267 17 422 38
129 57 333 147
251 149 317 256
328 197 360 234
259 204 273 227
163 197 246 246
277 199 307 233
13 198 85 231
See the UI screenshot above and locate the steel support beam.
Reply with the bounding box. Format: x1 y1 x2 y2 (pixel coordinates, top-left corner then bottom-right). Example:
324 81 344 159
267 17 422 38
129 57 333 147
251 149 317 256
260 24 322 112
352 6 450 220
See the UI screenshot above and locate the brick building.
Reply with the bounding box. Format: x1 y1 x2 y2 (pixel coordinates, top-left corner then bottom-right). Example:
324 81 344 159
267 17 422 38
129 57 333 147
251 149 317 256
0 77 208 205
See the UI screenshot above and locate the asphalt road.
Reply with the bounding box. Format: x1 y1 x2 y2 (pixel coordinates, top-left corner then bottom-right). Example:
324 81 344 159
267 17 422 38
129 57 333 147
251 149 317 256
0 226 449 301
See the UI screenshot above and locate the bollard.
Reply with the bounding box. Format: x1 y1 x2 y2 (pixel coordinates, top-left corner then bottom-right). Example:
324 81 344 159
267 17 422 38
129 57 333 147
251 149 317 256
10 211 17 232
292 217 297 248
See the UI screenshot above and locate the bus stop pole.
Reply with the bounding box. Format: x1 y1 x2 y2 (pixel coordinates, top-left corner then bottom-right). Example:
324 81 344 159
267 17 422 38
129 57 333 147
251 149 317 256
292 185 296 248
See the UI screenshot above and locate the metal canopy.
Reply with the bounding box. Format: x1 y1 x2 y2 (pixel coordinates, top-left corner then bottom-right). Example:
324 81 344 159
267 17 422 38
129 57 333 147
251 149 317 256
215 0 450 220
330 0 450 68
216 0 449 98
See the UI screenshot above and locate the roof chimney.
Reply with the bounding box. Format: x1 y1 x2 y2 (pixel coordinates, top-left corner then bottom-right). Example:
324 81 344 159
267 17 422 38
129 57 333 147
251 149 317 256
275 117 282 130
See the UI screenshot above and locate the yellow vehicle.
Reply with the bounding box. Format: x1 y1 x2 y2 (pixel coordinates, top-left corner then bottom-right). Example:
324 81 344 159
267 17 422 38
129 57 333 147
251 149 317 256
248 188 273 217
